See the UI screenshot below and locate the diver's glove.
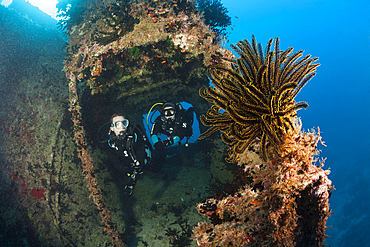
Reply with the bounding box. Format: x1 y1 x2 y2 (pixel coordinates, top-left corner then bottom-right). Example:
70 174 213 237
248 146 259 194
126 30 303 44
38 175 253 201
163 138 174 147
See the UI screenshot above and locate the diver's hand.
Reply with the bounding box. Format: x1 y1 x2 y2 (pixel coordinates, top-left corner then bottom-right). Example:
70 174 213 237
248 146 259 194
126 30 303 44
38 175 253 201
162 139 173 147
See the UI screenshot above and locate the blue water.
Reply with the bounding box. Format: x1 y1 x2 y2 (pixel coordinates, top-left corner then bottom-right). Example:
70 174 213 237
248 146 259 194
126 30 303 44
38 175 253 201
221 0 370 246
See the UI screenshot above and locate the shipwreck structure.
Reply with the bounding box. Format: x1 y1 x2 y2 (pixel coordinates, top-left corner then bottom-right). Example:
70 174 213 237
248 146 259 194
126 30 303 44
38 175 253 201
0 0 332 246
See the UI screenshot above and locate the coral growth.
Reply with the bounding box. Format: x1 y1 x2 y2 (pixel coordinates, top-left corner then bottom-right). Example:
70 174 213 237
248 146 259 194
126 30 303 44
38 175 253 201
194 36 331 246
195 0 231 38
193 118 332 246
31 187 46 201
60 0 233 109
69 79 125 246
62 2 235 244
199 36 320 162
0 2 71 245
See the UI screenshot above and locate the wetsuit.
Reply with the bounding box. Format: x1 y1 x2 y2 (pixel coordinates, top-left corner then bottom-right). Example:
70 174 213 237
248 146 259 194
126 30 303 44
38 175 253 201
108 124 151 194
151 103 194 149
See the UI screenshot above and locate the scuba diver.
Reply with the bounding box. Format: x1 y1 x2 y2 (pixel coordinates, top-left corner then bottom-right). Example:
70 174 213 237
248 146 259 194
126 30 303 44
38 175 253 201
107 114 152 195
150 102 194 161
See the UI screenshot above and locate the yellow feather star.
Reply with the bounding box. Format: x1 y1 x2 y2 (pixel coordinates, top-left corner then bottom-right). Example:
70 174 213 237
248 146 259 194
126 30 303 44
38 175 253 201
199 36 320 162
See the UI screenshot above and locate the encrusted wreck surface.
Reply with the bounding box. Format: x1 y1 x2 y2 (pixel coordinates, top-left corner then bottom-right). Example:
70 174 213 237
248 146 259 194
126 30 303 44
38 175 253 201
63 0 233 114
62 1 235 245
0 0 236 246
0 0 332 246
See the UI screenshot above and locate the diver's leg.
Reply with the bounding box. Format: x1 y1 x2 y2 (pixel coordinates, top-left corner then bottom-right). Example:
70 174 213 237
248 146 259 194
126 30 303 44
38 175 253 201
150 147 165 173
124 164 142 195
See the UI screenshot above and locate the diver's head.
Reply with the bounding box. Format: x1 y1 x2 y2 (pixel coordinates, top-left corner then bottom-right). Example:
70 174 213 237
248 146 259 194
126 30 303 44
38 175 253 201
110 114 129 137
162 102 176 121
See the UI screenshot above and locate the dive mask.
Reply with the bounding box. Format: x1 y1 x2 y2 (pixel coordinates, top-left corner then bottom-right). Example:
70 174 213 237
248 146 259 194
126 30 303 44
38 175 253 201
112 119 129 129
164 108 175 117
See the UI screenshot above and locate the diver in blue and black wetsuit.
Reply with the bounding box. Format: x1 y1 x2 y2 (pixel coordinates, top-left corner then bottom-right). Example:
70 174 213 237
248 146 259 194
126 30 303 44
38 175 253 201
150 102 194 165
108 114 152 195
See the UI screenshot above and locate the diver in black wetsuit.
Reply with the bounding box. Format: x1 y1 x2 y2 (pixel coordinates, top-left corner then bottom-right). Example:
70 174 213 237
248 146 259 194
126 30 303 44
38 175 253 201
108 114 152 195
150 102 194 165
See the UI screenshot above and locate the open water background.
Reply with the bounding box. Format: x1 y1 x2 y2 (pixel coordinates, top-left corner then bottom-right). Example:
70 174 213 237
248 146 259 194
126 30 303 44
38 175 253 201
221 0 370 246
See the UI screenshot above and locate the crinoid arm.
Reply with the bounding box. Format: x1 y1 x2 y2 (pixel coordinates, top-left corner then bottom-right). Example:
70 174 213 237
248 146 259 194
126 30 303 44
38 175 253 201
199 106 233 140
199 36 319 162
198 125 221 140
